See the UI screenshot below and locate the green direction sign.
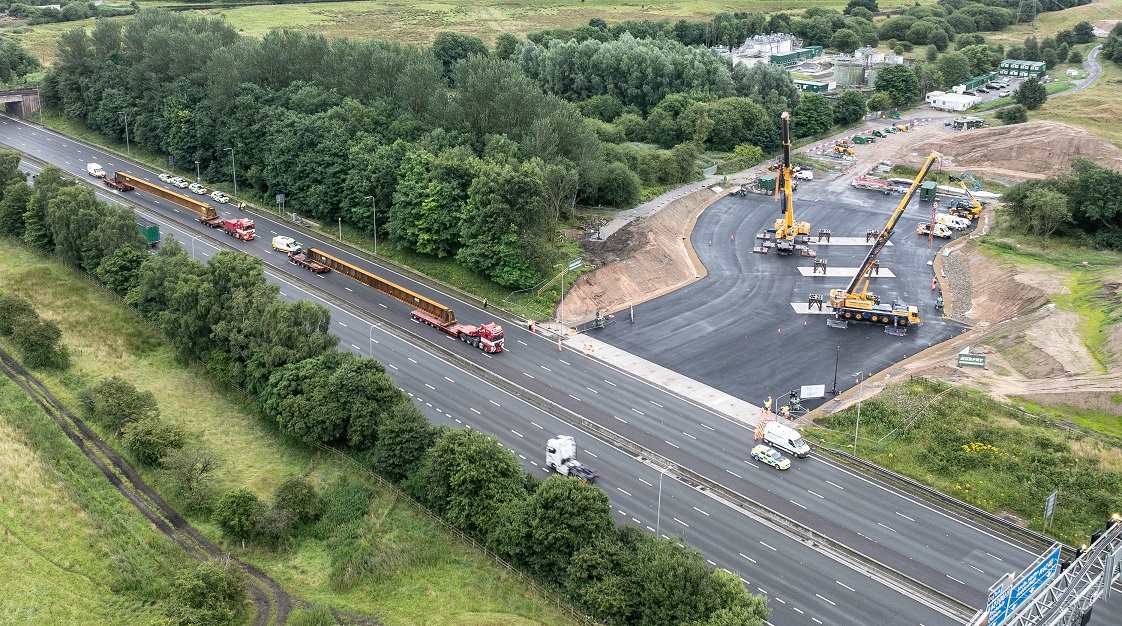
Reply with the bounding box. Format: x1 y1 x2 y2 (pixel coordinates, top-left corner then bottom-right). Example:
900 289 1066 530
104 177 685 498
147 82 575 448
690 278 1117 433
957 353 987 368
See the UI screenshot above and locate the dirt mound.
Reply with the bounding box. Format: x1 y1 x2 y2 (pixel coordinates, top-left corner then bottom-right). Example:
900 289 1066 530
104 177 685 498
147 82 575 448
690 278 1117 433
906 121 1122 182
559 187 722 323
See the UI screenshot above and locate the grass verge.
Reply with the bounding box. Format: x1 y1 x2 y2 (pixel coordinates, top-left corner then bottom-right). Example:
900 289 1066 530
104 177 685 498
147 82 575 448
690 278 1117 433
887 164 1010 193
0 242 579 626
1011 397 1122 439
1036 56 1122 148
810 377 1122 546
0 373 184 625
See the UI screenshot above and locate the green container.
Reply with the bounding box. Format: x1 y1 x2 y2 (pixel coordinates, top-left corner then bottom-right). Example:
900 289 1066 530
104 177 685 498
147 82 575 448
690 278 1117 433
853 136 872 144
919 181 937 201
138 222 160 247
757 175 776 191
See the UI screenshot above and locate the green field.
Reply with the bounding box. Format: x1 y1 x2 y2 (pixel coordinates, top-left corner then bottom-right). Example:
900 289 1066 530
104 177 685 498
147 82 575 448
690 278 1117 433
6 0 925 65
0 243 579 626
0 376 183 625
1037 56 1122 148
983 0 1122 46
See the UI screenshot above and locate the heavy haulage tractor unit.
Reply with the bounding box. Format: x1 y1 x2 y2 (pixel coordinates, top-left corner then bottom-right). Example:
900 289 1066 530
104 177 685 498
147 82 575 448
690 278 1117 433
755 111 814 257
827 151 941 334
545 435 598 483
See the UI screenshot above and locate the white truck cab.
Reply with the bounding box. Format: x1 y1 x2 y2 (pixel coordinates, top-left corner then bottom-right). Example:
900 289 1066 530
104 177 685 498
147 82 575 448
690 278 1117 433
546 435 598 483
936 213 971 230
86 163 106 178
762 422 810 458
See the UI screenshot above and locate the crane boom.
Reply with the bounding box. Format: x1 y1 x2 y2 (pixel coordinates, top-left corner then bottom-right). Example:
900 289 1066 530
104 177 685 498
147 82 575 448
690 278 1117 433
754 111 812 256
843 152 940 296
825 152 940 332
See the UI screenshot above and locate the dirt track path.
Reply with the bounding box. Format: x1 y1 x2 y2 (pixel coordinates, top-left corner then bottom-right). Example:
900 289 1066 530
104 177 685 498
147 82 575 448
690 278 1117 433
0 347 290 625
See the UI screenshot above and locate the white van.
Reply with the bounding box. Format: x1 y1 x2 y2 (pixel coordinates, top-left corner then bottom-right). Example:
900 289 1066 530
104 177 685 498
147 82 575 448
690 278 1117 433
762 422 810 458
86 163 106 178
795 169 813 181
936 212 971 231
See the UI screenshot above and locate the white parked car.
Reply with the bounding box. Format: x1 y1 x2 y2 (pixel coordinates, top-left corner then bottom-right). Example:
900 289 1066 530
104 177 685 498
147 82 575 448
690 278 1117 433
171 177 190 188
158 173 175 183
998 90 1011 97
210 190 230 203
188 182 209 195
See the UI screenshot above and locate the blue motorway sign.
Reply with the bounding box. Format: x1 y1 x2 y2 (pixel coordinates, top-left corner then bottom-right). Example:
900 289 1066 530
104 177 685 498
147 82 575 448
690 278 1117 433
988 544 1062 626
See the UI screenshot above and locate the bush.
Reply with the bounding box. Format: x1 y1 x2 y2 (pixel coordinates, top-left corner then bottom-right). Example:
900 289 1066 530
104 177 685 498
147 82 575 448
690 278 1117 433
289 606 337 626
81 376 160 434
161 448 219 515
214 488 264 543
122 416 185 467
1068 49 1082 64
0 292 35 336
314 478 377 539
274 477 324 525
997 104 1028 125
12 316 69 370
1015 76 1047 110
372 402 437 482
169 561 247 626
254 506 296 550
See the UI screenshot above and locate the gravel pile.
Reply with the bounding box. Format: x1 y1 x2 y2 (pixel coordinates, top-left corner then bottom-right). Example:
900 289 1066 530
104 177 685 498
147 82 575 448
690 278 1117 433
942 246 973 321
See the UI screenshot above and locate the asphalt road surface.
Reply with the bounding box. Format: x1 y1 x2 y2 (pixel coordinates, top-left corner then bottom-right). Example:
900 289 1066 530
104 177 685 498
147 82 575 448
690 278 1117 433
6 115 1118 625
597 180 964 407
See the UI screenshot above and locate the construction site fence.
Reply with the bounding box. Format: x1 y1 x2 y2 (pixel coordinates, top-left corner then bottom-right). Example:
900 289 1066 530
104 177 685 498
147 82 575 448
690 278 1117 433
16 235 598 626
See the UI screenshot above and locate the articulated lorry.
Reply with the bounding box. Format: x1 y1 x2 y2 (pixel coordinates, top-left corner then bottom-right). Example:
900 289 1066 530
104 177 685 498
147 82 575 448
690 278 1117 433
546 436 598 483
304 247 505 353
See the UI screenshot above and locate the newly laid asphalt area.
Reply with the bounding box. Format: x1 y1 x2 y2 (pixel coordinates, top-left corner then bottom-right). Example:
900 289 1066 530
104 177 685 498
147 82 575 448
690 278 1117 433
596 181 967 408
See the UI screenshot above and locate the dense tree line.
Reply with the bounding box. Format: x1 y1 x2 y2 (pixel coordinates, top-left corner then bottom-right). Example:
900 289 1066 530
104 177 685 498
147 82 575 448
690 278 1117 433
1098 23 1122 67
44 11 678 290
0 148 769 625
1003 159 1122 249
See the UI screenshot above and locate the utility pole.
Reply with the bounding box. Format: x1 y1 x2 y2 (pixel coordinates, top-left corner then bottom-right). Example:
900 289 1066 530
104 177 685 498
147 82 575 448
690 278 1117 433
852 371 864 452
655 468 665 537
363 195 378 254
338 217 343 240
224 147 238 202
119 111 131 156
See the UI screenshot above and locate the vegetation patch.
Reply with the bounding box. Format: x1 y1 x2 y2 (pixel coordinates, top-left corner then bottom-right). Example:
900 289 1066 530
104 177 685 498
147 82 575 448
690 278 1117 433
811 377 1122 545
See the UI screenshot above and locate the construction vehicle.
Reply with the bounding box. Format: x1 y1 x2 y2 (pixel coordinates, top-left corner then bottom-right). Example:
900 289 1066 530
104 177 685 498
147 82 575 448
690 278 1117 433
545 436 598 483
305 247 505 353
108 171 221 227
287 251 330 274
826 152 941 333
916 222 952 238
833 142 855 157
851 175 894 195
872 129 886 138
947 176 985 220
221 218 256 241
852 135 874 144
755 112 814 257
894 122 909 132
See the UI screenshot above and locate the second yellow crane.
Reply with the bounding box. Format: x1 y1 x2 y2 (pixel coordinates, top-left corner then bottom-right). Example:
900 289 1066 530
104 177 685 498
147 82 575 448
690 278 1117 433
754 111 813 256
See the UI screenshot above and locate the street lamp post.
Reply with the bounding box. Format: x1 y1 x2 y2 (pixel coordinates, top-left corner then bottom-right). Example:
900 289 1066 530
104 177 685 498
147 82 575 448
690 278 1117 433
119 111 131 156
194 160 200 183
655 467 665 537
852 371 864 452
831 345 840 395
223 147 238 202
369 323 375 358
363 195 378 254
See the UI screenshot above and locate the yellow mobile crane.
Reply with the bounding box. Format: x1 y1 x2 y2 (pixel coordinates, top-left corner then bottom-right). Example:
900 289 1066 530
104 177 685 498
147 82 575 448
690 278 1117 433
827 152 940 333
755 111 813 256
947 175 985 220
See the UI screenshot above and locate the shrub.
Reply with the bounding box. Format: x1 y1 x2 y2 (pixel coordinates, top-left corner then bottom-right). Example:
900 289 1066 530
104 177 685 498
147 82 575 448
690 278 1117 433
372 402 437 482
161 448 219 514
122 416 185 466
997 104 1028 125
214 488 264 543
0 292 35 336
274 477 324 525
168 561 246 626
12 316 69 369
81 376 160 434
314 478 376 539
254 506 296 550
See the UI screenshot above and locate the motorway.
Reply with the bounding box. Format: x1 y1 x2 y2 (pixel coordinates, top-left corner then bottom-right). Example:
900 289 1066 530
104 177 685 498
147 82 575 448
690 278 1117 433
5 114 1118 625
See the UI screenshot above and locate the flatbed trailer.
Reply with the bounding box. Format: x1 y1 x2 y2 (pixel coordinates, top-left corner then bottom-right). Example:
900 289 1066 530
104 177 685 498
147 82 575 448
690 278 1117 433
305 247 505 353
287 251 330 274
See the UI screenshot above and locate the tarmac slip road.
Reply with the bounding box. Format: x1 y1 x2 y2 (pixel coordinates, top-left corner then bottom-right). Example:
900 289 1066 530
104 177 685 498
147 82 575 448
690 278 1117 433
0 114 1099 617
